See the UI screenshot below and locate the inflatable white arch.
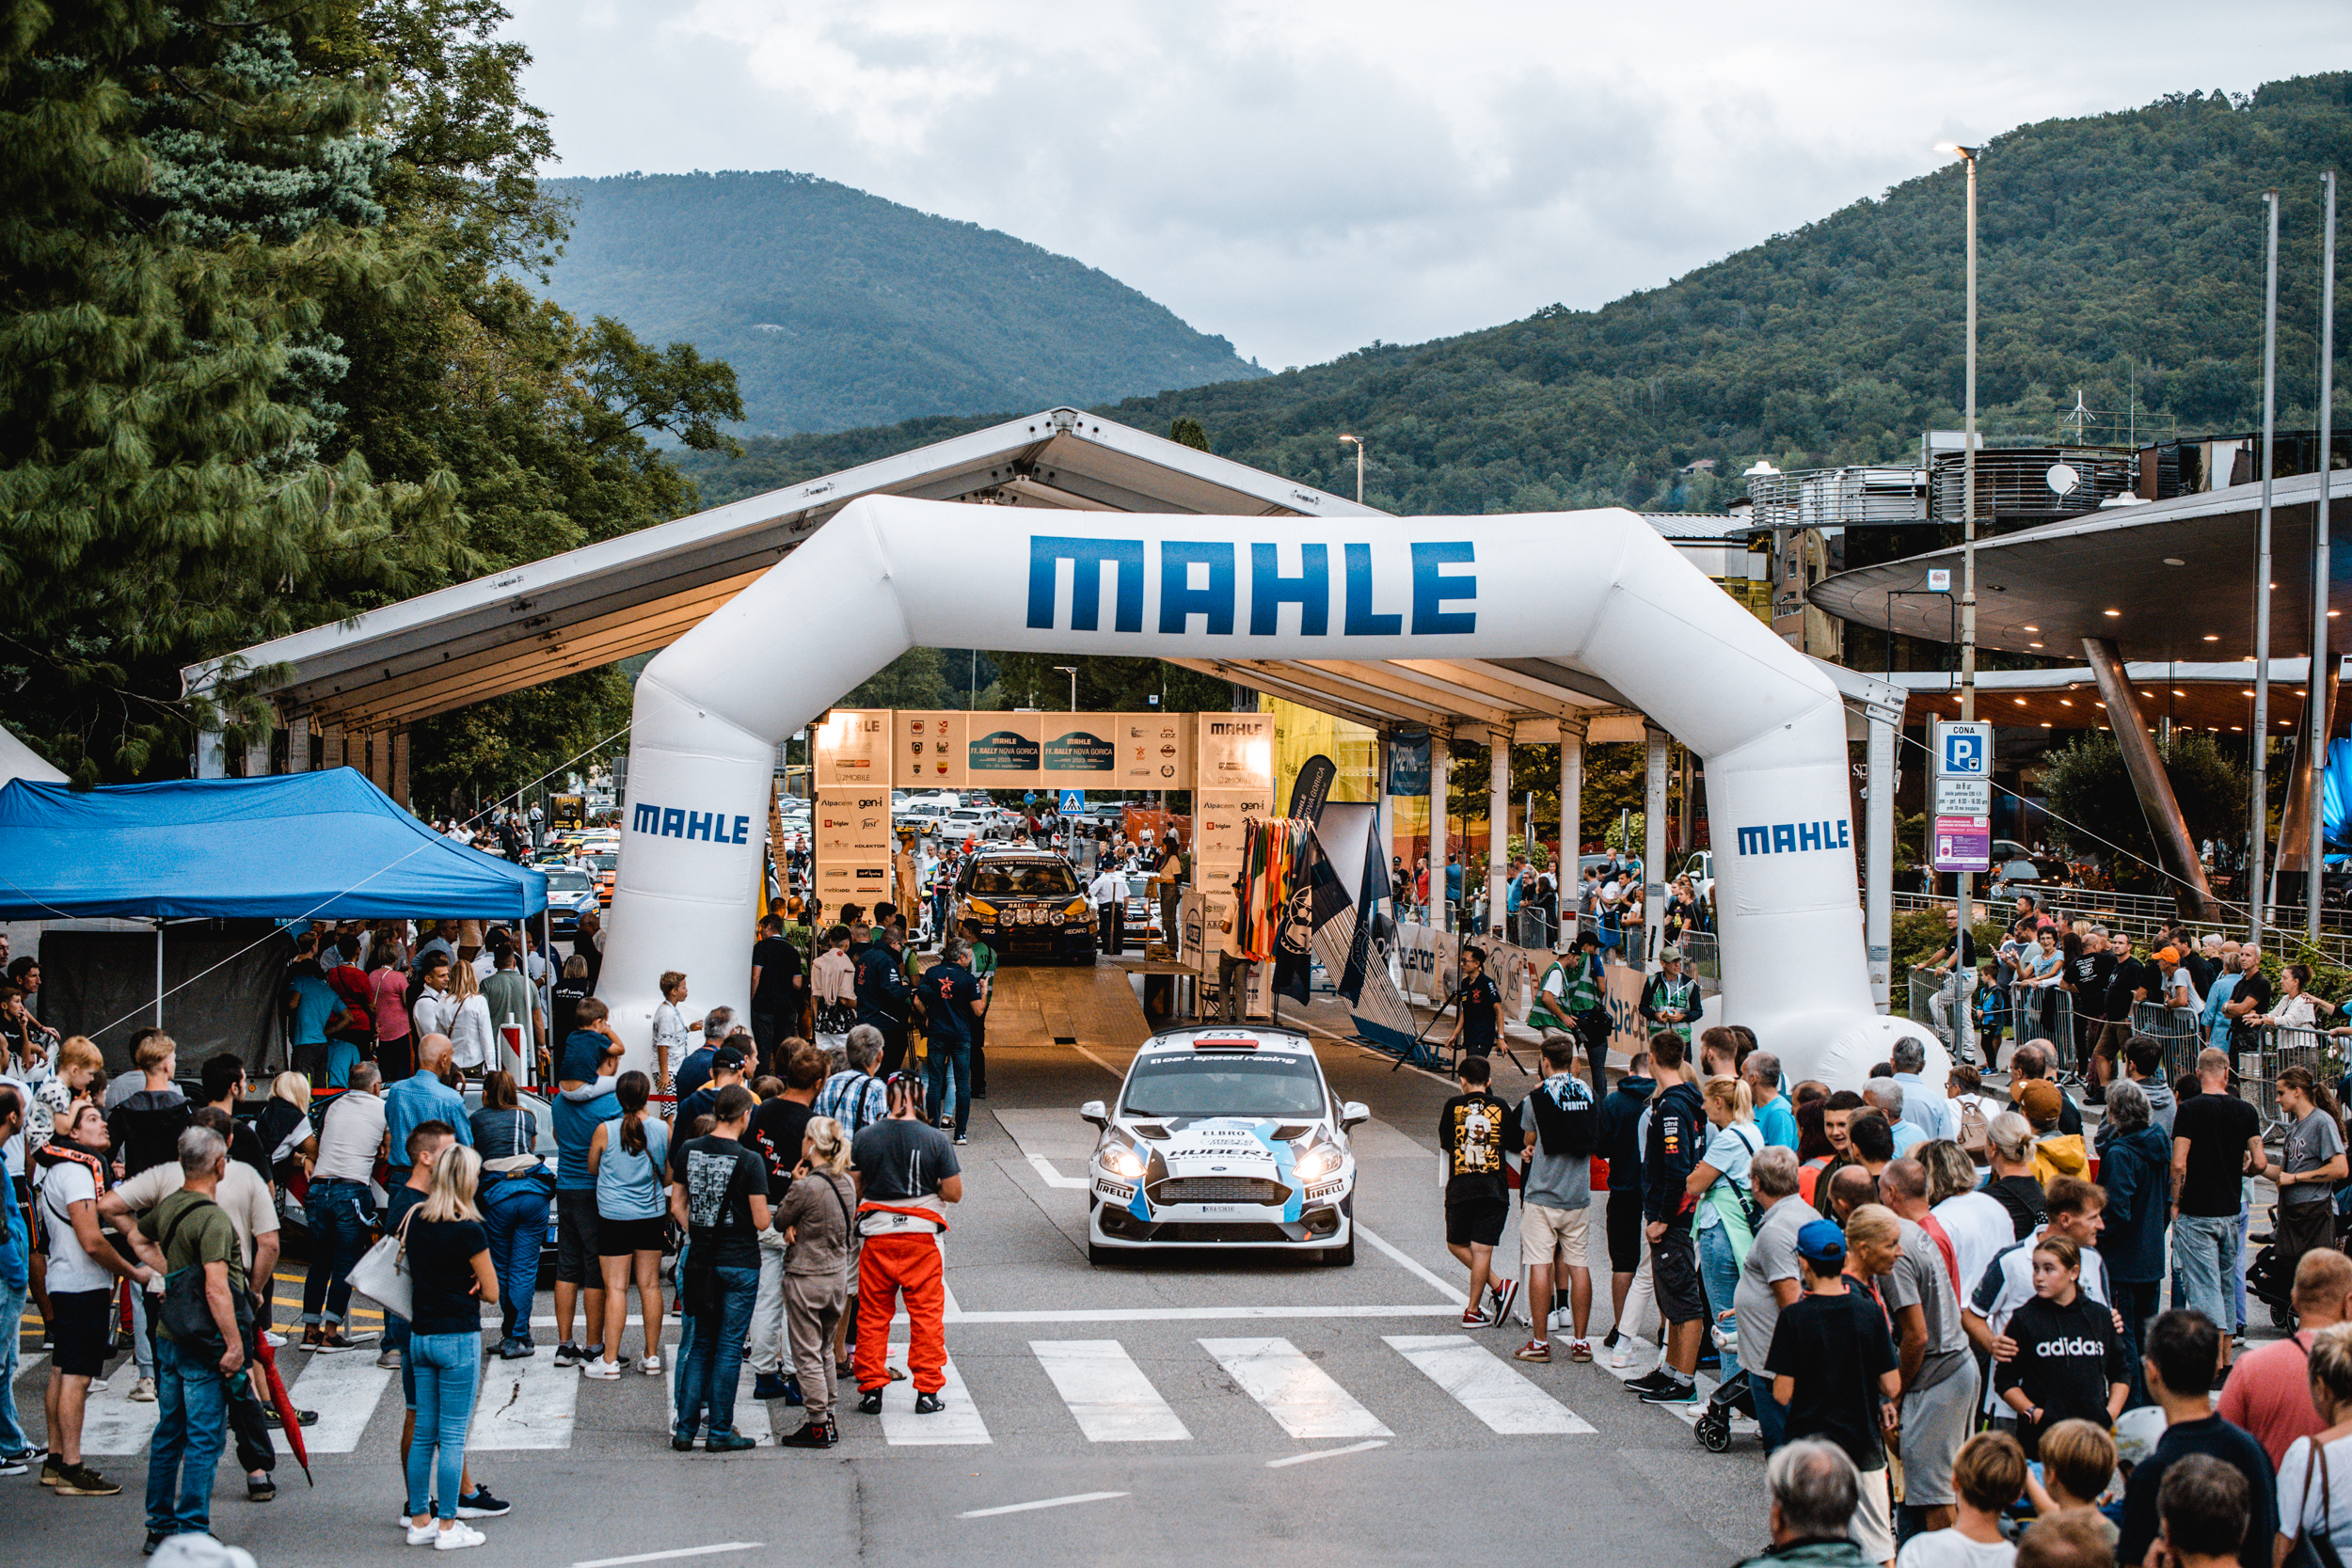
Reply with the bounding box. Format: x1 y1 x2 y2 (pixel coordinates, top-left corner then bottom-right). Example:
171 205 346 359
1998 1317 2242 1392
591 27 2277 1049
596 495 1938 1090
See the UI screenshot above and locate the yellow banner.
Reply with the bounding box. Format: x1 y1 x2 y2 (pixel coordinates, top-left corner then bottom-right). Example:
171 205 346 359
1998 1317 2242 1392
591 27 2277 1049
1268 697 1376 810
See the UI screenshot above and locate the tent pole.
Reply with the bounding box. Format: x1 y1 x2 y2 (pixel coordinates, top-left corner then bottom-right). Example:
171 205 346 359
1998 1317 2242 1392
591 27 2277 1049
155 920 165 1030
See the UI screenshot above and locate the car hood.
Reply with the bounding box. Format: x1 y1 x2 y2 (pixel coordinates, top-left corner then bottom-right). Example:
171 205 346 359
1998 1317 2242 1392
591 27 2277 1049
1110 1114 1331 1170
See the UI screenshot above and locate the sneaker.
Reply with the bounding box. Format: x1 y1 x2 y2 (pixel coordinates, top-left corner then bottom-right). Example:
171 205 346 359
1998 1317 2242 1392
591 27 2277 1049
40 1456 66 1487
376 1349 402 1370
1489 1279 1521 1326
1459 1307 1490 1329
87 1376 108 1392
262 1330 287 1347
1600 1328 1621 1350
0 1454 24 1477
432 1522 488 1551
455 1486 510 1519
581 1358 622 1380
55 1461 123 1496
777 1415 836 1449
1513 1339 1551 1363
128 1376 157 1402
954 1135 969 1146
265 1405 319 1428
1625 1366 1674 1392
1638 1377 1699 1405
2 1445 42 1466
311 1328 364 1354
1569 1339 1595 1363
753 1371 794 1402
497 1338 533 1360
705 1431 757 1453
914 1391 945 1415
856 1389 883 1415
640 1354 662 1374
1609 1343 1635 1370
144 1532 169 1557
671 1433 697 1452
552 1342 586 1369
407 1523 441 1547
247 1473 277 1502
780 1376 804 1407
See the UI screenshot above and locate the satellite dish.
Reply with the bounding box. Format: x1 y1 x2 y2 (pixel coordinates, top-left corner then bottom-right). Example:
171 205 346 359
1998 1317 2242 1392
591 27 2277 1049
2046 462 2081 496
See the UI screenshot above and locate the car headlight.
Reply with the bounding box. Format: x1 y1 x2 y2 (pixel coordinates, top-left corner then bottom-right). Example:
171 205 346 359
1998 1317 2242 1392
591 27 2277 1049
1294 1141 1343 1182
1063 897 1089 920
1050 909 1065 925
1098 1140 1146 1180
969 900 997 921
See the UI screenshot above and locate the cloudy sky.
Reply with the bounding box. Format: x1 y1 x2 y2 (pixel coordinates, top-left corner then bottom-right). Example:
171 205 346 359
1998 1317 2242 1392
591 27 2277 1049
509 0 2351 370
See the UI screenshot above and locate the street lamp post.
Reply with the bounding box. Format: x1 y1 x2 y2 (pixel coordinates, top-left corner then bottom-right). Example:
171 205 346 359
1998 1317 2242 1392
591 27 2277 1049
2253 191 2280 944
1053 665 1078 712
1938 141 1982 954
1339 434 1365 505
2312 171 2337 944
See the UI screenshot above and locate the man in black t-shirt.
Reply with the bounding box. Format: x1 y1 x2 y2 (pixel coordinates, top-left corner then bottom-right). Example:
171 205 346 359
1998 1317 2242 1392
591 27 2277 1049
2063 928 2117 1081
1766 1217 1903 1566
850 1075 962 1413
2171 1048 2265 1372
667 1085 771 1451
749 916 805 1071
2092 932 2150 1088
1446 945 1502 1060
1438 1055 1520 1330
2218 946 2270 1052
746 1046 823 1402
2116 1309 2278 1568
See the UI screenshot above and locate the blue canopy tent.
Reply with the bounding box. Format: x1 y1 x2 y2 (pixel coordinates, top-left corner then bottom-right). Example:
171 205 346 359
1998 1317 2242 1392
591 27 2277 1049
0 769 547 920
0 770 546 1068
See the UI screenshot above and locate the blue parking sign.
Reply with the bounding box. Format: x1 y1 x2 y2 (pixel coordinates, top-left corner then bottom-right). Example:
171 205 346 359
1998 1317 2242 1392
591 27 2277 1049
1937 721 1990 777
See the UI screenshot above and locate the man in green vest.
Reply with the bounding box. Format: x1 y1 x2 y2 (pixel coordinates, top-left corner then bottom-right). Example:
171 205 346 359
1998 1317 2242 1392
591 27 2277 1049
1531 932 1613 1100
1639 945 1703 1044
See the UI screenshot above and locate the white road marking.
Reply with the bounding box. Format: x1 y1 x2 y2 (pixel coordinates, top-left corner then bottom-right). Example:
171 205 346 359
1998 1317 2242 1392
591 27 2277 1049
1025 1153 1088 1190
878 1343 992 1446
469 1343 579 1449
1265 1438 1388 1466
276 1349 395 1453
951 1304 1462 1323
958 1491 1129 1519
572 1544 763 1567
79 1373 163 1455
1029 1340 1191 1442
1200 1337 1392 1440
1353 1222 1470 1306
1384 1334 1595 1434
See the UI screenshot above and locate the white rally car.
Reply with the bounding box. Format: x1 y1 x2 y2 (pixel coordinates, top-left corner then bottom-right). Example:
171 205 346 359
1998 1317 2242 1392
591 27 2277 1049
1080 1027 1369 1266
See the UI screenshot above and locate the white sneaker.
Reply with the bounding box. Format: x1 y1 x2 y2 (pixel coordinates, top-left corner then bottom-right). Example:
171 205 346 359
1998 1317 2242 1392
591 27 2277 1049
580 1359 621 1380
128 1376 157 1403
262 1331 287 1348
640 1354 662 1374
88 1376 108 1392
1609 1344 1633 1370
432 1523 487 1551
406 1523 439 1546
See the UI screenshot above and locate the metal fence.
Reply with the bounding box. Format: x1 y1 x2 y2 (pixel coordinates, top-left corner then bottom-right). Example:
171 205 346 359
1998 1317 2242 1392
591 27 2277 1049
2235 1022 2341 1135
1682 932 1721 995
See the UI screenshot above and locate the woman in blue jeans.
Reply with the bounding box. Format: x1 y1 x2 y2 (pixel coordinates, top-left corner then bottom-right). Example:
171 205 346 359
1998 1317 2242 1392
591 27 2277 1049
404 1147 497 1551
469 1072 552 1360
1684 1077 1763 1383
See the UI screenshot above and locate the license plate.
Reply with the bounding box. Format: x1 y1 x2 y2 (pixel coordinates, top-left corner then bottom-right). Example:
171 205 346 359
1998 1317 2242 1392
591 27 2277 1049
1195 1204 1242 1214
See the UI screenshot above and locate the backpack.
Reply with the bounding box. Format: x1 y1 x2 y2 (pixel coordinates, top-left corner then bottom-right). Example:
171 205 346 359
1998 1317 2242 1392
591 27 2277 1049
1523 1078 1597 1159
1956 1096 1992 1161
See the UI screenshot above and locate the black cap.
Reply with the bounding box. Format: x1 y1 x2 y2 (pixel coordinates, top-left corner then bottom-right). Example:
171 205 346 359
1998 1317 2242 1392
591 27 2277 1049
713 1046 747 1072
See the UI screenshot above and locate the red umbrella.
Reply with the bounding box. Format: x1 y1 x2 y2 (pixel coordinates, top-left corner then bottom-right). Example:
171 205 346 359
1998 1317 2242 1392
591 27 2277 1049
252 1334 312 1485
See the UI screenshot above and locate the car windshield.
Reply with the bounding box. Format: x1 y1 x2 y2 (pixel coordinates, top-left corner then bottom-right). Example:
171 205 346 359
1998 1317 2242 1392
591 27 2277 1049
971 862 1079 895
1120 1052 1327 1119
546 871 593 892
588 854 617 871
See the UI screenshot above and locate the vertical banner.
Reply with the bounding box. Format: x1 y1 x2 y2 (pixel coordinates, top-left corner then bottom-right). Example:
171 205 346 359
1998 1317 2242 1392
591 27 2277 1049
1604 958 1647 1069
813 710 892 912
1386 732 1431 797
1191 711 1276 1017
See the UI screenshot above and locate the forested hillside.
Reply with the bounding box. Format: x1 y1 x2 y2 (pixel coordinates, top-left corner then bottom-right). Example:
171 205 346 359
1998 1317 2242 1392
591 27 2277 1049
542 171 1264 436
676 74 2352 515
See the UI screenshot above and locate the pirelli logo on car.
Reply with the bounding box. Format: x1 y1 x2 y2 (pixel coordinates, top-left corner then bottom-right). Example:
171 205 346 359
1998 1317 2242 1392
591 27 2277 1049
1734 819 1851 856
631 802 755 845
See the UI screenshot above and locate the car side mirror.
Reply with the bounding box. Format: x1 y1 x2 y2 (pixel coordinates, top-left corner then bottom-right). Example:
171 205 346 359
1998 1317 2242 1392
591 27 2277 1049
1080 1100 1108 1128
1340 1101 1370 1131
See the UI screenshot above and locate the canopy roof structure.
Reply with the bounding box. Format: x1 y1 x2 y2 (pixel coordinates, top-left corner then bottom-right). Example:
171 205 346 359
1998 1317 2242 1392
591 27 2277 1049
186 408 1700 752
0 770 547 921
1810 470 2347 662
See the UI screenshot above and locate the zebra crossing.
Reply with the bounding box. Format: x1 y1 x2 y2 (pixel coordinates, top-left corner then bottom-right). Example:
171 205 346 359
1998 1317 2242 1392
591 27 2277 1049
56 1329 1607 1456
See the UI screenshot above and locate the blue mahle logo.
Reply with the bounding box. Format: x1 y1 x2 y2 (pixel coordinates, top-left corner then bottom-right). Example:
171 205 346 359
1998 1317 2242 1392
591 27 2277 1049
631 803 754 845
1734 820 1851 856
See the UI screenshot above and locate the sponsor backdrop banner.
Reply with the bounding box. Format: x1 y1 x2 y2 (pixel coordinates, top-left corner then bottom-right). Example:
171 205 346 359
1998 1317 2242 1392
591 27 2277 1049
894 710 1195 791
898 710 968 787
813 709 889 788
1118 713 1189 788
813 786 895 903
1604 958 1647 1069
1386 732 1431 798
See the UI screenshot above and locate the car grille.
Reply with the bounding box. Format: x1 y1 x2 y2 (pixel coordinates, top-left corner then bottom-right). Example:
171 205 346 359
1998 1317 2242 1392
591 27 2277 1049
1148 1222 1295 1243
1150 1177 1289 1206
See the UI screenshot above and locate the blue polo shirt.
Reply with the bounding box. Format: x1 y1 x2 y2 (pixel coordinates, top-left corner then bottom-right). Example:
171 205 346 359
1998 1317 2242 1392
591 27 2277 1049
385 1072 472 1169
552 1078 623 1192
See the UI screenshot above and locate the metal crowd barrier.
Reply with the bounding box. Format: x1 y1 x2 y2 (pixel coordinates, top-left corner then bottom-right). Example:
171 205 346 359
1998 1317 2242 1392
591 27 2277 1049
2006 982 2074 1058
2235 1022 2341 1137
1681 932 1721 994
2128 1000 2207 1084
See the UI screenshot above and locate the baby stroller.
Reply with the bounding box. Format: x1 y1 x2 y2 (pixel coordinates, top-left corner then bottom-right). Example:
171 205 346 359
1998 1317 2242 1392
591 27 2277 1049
1692 1311 1754 1453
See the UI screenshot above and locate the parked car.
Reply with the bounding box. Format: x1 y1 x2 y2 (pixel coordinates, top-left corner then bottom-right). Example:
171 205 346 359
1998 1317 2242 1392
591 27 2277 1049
541 866 600 936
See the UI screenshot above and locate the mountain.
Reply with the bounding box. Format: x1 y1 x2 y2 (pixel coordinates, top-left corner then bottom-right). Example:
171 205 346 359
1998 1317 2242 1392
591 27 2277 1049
672 73 2352 516
540 170 1263 436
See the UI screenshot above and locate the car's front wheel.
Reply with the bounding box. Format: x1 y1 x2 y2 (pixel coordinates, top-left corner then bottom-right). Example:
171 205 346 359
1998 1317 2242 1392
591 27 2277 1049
1322 1236 1356 1267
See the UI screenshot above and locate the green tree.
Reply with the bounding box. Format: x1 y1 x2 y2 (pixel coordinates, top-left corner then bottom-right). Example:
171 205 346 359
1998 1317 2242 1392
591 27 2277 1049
0 0 461 780
2037 729 2249 883
1169 415 1210 451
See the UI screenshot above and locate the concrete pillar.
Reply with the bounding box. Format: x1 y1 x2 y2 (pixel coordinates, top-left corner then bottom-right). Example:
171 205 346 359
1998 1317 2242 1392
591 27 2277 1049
321 723 346 773
1865 700 1898 1012
195 726 227 779
1560 720 1585 939
244 734 271 779
285 718 310 773
1644 724 1670 968
389 726 411 810
1430 731 1451 931
2082 637 2217 918
1487 724 1513 939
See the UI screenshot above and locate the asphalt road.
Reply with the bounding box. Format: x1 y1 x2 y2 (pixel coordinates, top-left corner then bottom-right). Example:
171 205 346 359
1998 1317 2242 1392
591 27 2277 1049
8 963 1770 1566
